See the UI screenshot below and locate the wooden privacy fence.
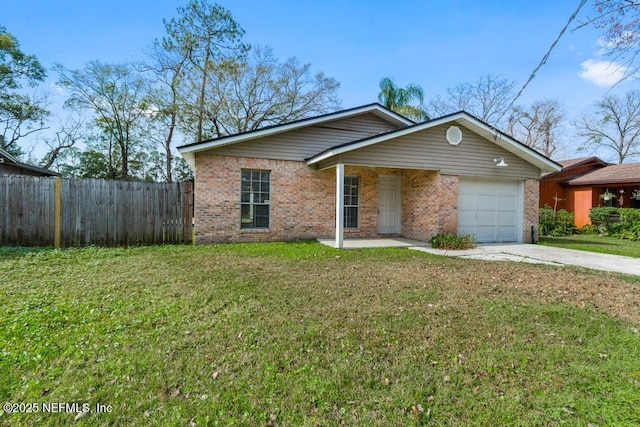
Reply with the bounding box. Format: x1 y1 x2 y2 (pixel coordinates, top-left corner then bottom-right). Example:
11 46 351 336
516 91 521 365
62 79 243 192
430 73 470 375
0 177 193 247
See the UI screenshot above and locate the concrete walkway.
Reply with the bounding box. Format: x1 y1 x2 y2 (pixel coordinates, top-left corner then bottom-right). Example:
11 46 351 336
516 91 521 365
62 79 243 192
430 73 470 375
410 243 640 276
317 238 640 276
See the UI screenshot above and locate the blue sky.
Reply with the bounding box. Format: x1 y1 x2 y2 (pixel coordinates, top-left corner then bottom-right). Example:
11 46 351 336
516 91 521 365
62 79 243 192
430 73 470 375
4 0 637 160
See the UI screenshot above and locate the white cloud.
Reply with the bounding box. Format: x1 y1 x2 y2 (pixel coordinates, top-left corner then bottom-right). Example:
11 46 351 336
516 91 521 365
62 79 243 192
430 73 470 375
578 59 629 86
49 82 67 94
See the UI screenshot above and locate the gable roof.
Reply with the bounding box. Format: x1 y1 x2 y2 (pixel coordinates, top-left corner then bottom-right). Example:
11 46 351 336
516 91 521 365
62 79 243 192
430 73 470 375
557 157 608 169
177 104 414 168
540 156 609 178
0 147 19 164
306 111 561 173
564 162 640 185
0 147 61 177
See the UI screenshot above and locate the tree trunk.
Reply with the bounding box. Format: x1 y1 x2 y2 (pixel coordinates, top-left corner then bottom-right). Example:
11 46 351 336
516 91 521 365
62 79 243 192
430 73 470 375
165 112 176 183
196 40 212 142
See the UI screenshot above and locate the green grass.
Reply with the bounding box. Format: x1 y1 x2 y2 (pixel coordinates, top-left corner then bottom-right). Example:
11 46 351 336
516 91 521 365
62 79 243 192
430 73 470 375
1 242 639 426
539 234 640 258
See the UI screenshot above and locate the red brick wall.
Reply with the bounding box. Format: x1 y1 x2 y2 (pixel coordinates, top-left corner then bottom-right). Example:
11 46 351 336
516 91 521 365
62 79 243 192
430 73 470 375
194 154 534 244
402 170 440 240
523 178 540 243
194 154 335 243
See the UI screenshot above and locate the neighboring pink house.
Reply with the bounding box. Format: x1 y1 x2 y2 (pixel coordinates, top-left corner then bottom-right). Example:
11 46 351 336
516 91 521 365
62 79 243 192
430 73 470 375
178 104 560 247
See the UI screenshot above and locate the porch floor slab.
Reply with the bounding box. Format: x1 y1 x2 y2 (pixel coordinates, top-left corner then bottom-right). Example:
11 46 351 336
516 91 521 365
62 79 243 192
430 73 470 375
317 238 430 249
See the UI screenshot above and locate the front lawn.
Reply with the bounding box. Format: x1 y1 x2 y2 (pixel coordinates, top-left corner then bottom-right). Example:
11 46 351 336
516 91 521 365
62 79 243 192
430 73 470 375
539 234 640 258
1 242 639 426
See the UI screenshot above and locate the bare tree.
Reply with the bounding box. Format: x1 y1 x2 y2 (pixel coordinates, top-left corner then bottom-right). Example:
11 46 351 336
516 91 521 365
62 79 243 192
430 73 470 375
55 61 153 179
0 91 49 155
579 1 640 83
575 89 640 163
507 99 565 157
0 25 49 156
202 46 341 136
39 114 84 169
141 40 192 182
428 75 517 127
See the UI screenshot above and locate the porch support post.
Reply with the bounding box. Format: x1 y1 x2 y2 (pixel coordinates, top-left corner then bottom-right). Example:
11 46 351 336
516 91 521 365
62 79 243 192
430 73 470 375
335 163 344 249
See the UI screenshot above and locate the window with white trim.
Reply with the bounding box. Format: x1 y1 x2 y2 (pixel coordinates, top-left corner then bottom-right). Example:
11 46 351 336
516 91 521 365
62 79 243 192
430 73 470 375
344 176 359 228
241 169 270 228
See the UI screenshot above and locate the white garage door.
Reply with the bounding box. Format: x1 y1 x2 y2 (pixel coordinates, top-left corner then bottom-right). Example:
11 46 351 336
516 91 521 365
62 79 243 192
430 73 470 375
458 178 520 243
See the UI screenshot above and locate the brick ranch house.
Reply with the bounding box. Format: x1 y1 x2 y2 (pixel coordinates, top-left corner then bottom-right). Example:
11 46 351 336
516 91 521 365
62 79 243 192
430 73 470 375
178 104 561 248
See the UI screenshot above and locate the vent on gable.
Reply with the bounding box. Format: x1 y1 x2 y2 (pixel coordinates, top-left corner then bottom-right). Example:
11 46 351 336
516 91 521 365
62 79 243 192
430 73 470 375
446 126 462 145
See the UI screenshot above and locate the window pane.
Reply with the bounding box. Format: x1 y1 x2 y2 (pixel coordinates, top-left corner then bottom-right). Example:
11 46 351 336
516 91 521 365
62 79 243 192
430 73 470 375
241 169 270 229
344 206 358 228
343 176 359 228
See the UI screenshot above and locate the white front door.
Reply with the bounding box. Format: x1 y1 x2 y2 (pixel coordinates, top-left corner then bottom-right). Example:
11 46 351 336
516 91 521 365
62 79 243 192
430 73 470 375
378 175 401 234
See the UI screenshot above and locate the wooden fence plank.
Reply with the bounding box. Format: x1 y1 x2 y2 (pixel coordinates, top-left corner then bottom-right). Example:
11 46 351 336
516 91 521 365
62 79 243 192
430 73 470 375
0 177 193 247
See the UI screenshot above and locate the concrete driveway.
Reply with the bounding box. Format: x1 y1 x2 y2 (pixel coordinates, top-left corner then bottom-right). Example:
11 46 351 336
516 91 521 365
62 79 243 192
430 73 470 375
411 243 640 276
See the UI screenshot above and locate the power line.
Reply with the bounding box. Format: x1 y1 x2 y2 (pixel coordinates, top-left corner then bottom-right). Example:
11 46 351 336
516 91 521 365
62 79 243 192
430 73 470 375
498 0 587 125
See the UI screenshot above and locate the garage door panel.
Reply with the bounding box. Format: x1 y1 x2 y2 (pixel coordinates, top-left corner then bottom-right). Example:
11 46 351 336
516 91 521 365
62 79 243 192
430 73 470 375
458 178 520 243
458 197 477 210
458 211 476 225
497 196 517 210
476 211 497 224
497 227 517 241
476 181 496 195
477 198 497 211
497 184 517 196
475 226 497 242
497 212 517 225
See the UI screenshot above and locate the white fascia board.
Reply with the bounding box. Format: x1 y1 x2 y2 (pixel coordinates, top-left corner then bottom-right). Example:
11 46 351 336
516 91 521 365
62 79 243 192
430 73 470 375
0 147 18 164
177 104 413 156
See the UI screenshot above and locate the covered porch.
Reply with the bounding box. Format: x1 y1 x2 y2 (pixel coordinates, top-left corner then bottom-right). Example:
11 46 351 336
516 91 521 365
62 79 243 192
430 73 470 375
326 163 457 249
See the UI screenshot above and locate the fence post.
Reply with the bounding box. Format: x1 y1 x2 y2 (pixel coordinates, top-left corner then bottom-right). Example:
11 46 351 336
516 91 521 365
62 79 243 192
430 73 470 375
54 177 61 248
183 181 194 244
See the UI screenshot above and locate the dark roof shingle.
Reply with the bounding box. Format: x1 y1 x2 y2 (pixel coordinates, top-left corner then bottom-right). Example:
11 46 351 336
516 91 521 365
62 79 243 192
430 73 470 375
565 163 640 185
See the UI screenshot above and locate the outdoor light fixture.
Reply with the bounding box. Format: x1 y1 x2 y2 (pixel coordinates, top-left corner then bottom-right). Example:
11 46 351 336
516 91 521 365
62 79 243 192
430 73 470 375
493 157 508 167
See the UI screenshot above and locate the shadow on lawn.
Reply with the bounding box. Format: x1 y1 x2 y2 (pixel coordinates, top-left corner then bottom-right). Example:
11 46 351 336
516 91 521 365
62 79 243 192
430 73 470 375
0 246 52 260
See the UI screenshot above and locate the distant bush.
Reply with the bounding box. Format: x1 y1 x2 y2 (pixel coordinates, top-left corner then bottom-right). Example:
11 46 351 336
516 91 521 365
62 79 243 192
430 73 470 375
539 205 576 236
589 207 640 235
431 233 475 250
577 224 599 235
618 223 640 241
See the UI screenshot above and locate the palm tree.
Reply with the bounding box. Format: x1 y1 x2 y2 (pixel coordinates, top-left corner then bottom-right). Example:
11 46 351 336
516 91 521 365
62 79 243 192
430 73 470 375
378 77 429 121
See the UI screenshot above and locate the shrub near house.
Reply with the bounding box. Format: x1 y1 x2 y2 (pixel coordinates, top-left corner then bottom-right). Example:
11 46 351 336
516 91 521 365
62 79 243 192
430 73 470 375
539 205 576 236
589 207 640 240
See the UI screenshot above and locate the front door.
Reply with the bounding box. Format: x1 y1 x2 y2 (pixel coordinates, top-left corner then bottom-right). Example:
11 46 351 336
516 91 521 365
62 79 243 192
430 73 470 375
378 175 401 234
